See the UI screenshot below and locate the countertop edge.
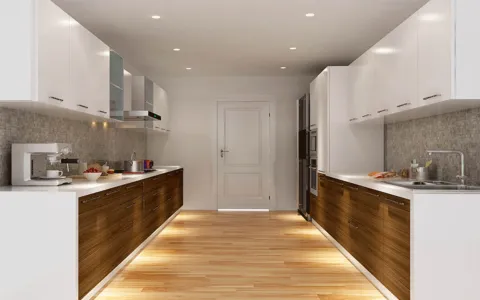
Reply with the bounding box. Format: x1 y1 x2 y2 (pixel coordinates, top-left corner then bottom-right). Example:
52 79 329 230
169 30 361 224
319 172 413 200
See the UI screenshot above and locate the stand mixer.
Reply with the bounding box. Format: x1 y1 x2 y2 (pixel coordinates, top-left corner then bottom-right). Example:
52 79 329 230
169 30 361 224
12 143 75 186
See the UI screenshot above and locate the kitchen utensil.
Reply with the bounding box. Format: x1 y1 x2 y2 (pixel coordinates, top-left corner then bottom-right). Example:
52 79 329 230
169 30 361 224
84 172 102 181
425 160 433 168
416 167 429 181
102 165 109 173
143 160 154 169
78 162 88 175
46 170 63 178
124 151 145 173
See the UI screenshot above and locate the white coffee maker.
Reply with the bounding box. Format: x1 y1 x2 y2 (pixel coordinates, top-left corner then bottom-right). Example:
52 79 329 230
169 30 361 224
12 143 74 186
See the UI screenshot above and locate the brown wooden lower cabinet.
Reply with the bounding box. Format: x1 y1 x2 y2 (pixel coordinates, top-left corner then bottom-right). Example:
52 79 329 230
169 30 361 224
311 174 410 300
78 169 184 299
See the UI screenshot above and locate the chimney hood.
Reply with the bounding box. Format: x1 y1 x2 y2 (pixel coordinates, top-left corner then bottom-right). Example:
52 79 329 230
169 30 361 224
121 75 162 122
123 110 161 121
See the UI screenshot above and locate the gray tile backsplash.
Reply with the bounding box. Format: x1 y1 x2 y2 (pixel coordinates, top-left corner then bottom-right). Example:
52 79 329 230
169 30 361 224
0 107 146 186
385 107 480 184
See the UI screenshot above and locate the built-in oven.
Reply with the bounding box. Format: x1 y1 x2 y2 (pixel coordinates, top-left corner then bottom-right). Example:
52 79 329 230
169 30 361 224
309 129 317 158
309 158 318 196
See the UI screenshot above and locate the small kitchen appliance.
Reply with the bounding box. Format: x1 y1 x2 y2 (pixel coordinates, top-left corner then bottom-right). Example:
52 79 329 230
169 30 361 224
12 143 74 186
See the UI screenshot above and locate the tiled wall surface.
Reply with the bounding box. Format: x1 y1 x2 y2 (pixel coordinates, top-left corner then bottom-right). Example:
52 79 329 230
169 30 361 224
0 108 146 186
386 107 480 184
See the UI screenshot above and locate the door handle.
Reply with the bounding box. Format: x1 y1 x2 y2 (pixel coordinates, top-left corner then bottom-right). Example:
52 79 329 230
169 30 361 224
220 149 230 158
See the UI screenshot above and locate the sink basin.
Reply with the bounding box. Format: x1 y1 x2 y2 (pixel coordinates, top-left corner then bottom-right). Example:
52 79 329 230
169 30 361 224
381 180 480 191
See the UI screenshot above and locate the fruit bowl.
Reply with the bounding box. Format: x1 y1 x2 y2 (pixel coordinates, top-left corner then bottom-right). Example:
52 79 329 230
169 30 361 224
84 168 102 181
84 172 102 181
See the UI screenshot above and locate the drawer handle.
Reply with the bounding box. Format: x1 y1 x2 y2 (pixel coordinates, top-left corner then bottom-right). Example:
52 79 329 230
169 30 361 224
348 220 359 229
81 195 101 204
327 179 343 186
125 202 136 209
362 114 372 118
152 205 160 212
377 109 388 114
77 104 89 109
49 96 64 102
363 191 380 197
349 118 358 122
345 185 359 191
98 110 107 114
385 198 406 206
151 177 159 181
153 191 159 196
397 102 411 108
127 184 141 190
423 94 441 101
105 190 120 197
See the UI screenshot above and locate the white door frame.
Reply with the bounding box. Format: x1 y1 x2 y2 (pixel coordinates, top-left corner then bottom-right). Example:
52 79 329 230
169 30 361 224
214 98 276 211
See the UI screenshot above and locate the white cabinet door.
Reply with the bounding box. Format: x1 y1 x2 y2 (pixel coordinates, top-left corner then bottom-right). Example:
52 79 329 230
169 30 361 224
87 32 110 118
375 13 418 115
153 84 169 132
351 52 376 121
316 71 328 173
37 0 71 109
69 21 90 114
418 0 452 106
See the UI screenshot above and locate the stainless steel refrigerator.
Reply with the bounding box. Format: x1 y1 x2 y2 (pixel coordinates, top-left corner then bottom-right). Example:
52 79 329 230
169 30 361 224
296 94 310 220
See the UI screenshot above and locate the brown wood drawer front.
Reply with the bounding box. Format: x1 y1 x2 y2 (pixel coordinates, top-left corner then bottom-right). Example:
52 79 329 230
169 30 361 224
79 186 125 215
349 187 383 231
124 181 144 195
143 175 163 193
382 194 410 212
383 265 410 300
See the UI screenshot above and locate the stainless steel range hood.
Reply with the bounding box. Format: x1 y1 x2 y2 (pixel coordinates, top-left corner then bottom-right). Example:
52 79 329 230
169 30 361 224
123 111 161 121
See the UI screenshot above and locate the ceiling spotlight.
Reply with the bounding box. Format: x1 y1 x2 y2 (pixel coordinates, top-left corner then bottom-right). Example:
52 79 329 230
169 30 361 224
306 13 315 17
289 47 297 50
152 15 161 19
173 48 181 51
281 67 287 69
186 67 192 70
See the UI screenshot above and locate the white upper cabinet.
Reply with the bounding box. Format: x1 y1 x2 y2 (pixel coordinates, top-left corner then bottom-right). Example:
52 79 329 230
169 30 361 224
37 0 72 109
153 84 170 132
310 70 328 172
309 81 318 129
350 51 376 122
417 0 452 105
0 0 110 120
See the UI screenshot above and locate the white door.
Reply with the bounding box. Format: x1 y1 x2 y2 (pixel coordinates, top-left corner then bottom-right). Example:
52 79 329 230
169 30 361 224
217 102 270 210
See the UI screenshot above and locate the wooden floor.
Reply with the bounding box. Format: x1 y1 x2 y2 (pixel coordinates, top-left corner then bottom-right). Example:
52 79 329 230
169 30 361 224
94 211 385 300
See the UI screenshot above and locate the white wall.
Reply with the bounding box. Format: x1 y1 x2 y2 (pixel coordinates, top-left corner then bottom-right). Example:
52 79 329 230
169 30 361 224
147 76 312 210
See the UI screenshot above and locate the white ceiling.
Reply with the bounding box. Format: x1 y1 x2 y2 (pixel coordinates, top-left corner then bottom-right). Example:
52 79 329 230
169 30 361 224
54 0 428 77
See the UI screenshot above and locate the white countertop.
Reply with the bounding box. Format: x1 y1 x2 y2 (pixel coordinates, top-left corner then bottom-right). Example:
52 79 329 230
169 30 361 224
322 172 480 200
0 166 182 198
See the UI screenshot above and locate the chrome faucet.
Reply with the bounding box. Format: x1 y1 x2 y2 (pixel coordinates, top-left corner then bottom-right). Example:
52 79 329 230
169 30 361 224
427 150 467 185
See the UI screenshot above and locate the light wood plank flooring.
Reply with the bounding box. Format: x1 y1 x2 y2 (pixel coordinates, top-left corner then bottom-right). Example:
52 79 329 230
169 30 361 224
94 211 385 300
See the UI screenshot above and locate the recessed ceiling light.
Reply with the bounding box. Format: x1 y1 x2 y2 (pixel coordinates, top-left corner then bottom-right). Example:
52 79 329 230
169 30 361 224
306 13 315 17
151 15 161 19
173 48 181 52
186 67 192 70
281 67 287 69
289 47 297 50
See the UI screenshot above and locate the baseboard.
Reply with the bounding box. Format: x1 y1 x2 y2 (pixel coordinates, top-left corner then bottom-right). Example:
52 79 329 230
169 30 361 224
311 220 398 300
217 209 270 212
82 208 183 300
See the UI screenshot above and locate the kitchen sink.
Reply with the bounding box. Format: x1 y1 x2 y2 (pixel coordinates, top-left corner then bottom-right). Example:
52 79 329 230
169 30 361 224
381 180 480 191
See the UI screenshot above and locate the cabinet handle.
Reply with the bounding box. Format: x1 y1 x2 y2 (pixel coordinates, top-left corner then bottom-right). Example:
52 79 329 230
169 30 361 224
362 114 372 118
125 202 136 209
310 124 317 127
153 191 159 196
327 179 343 186
161 128 166 131
385 198 406 206
166 130 171 132
348 220 359 229
127 183 142 190
81 195 101 204
98 110 107 114
77 104 89 109
105 189 121 197
345 185 359 191
363 190 380 198
49 96 64 102
377 109 389 114
397 102 411 108
152 205 160 212
151 177 159 181
423 94 441 101
349 118 358 122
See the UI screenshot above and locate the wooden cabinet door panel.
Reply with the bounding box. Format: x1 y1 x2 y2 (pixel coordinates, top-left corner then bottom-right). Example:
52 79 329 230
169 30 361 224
349 218 383 280
383 265 410 300
349 187 383 231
